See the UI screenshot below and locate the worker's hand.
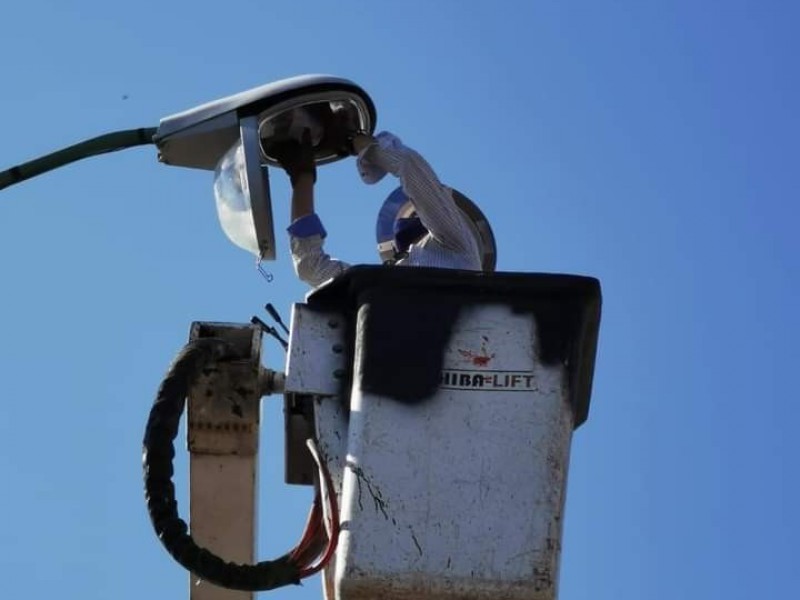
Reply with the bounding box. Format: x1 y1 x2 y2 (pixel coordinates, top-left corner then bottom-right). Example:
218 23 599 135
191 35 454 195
321 102 370 157
351 133 375 156
355 131 401 184
268 129 316 187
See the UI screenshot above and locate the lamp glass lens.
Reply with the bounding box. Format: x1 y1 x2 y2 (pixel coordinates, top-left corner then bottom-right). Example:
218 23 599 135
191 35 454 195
212 139 259 255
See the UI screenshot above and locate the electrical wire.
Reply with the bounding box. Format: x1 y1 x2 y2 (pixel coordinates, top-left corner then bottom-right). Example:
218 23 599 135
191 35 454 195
144 338 300 590
295 438 341 578
0 127 157 191
143 337 340 592
289 494 325 567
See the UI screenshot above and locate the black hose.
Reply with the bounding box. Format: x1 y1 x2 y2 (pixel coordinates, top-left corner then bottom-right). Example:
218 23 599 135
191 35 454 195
0 127 157 191
142 337 301 591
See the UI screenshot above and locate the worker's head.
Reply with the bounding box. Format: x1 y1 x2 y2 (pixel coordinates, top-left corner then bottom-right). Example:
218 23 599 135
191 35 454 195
392 214 428 254
375 187 498 270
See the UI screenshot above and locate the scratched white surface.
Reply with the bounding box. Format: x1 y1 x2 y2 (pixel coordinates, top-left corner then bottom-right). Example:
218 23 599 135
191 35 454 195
326 303 574 600
285 304 347 397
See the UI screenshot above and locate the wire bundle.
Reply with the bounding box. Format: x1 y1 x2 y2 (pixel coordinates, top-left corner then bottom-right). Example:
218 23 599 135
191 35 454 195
143 337 339 591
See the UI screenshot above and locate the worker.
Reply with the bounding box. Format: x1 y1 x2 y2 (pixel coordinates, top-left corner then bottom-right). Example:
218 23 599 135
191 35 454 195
271 129 483 288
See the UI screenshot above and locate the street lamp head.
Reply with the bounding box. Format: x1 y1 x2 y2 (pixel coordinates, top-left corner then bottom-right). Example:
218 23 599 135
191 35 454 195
153 75 376 260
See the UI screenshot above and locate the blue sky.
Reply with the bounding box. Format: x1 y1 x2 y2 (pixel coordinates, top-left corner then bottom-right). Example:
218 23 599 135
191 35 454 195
1 1 798 599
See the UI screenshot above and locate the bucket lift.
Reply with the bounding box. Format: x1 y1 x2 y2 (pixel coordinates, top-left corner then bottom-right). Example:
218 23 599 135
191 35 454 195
144 76 602 600
145 266 600 600
0 75 602 600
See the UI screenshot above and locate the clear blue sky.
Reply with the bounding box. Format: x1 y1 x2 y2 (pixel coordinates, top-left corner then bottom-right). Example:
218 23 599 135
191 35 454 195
1 1 797 599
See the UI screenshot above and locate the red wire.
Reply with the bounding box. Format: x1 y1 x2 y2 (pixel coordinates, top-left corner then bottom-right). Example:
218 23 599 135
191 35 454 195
296 439 341 578
289 494 323 565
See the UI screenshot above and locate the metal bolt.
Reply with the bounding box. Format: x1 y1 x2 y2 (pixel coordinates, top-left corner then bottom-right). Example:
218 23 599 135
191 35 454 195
332 343 344 354
328 319 339 329
333 369 346 379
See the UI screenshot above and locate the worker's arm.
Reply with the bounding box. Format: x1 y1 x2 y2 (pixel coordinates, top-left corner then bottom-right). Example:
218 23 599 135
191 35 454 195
275 134 350 288
352 132 477 257
287 215 350 289
290 172 315 222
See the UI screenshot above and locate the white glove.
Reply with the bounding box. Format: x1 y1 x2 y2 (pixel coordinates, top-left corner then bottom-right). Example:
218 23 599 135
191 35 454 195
356 131 403 184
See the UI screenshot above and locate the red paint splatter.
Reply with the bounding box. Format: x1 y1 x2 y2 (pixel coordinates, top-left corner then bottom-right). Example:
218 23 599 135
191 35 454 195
472 355 492 367
458 348 495 367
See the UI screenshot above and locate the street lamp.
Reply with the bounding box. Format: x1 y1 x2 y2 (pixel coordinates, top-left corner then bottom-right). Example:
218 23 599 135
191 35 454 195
0 74 377 261
154 75 376 260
